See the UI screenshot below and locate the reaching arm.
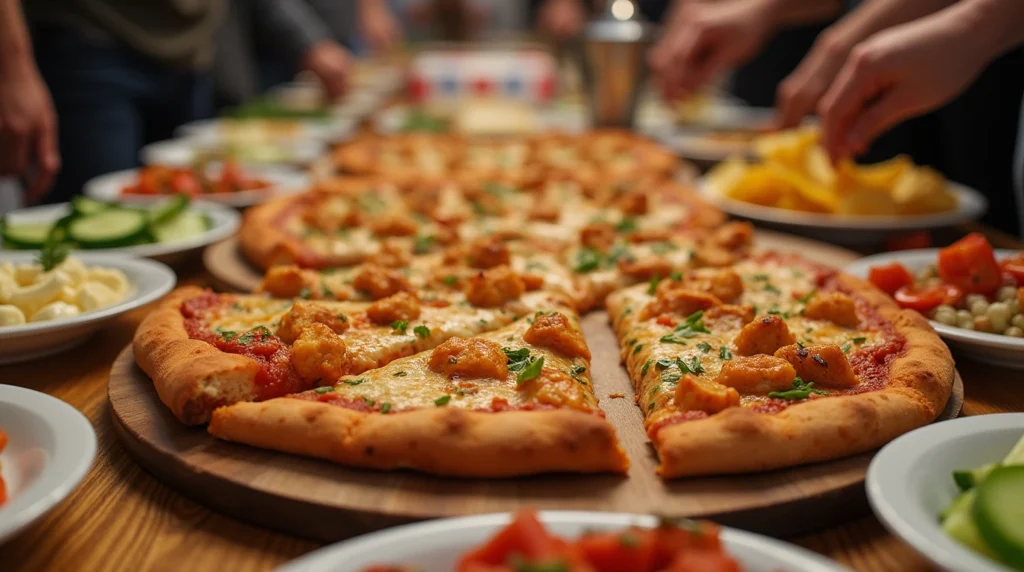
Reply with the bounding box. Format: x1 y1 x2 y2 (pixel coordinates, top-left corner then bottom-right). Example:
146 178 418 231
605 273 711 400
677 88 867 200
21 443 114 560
650 0 842 98
818 0 1024 160
0 0 59 201
776 0 959 126
358 0 403 52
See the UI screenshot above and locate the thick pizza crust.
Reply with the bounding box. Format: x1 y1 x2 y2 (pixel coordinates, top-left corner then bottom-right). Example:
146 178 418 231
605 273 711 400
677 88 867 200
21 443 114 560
209 397 630 477
608 273 954 478
133 286 263 426
238 195 307 271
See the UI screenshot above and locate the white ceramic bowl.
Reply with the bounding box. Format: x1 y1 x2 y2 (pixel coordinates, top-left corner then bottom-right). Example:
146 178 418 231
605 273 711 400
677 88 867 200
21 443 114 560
700 180 988 246
0 384 97 543
845 250 1024 368
279 511 849 572
659 128 757 164
1 201 240 265
868 413 1024 572
84 165 309 208
0 252 176 364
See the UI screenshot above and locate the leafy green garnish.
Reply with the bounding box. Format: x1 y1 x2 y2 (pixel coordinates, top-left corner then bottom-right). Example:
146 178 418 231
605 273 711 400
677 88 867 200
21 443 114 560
677 356 704 375
573 247 602 273
647 274 661 295
344 378 365 386
632 344 644 354
413 325 430 339
299 287 311 300
413 235 435 254
37 237 70 272
767 377 827 401
380 402 391 413
852 336 867 344
313 386 334 394
798 289 817 304
641 359 652 376
391 320 409 334
697 342 712 354
615 218 637 233
516 356 545 384
442 275 459 286
764 283 782 295
434 395 451 406
659 334 689 345
840 340 853 353
719 346 732 360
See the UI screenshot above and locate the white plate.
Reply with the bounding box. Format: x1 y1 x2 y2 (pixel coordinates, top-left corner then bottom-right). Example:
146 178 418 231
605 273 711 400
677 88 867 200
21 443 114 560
700 179 988 245
868 413 1024 572
845 249 1024 368
0 384 97 543
660 128 757 164
83 166 309 208
1 201 240 265
170 119 330 165
280 511 848 572
0 252 175 364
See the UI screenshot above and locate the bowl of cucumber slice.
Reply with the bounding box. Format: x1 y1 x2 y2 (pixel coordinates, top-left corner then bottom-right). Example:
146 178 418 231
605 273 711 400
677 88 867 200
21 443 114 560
868 413 1024 572
0 195 240 265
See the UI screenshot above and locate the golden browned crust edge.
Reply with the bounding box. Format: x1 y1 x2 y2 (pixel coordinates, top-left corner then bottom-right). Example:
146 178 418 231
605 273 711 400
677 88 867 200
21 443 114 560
132 286 262 426
209 398 630 477
238 195 300 271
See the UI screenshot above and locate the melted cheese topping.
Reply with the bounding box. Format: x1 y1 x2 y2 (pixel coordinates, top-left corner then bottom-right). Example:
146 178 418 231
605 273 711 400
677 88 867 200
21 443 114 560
612 258 887 425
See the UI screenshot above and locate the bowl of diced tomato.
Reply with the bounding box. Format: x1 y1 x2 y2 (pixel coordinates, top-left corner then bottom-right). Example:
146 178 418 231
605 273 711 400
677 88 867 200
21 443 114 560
84 161 308 208
845 233 1024 368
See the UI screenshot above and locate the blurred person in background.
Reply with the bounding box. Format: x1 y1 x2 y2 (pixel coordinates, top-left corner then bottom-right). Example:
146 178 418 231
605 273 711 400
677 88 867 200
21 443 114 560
0 0 225 205
651 0 1024 237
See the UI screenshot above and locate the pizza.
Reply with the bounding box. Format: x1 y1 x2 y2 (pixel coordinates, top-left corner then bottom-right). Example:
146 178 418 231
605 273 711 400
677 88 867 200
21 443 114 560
135 274 572 425
606 252 955 477
208 300 628 476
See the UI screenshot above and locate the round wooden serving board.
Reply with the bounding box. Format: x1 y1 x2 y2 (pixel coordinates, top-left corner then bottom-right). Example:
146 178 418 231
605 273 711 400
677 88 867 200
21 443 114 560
110 328 963 543
202 230 865 294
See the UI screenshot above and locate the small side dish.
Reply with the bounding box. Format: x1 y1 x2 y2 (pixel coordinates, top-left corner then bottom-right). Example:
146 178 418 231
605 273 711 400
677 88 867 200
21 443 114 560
941 433 1024 570
0 253 129 326
2 195 210 250
363 510 741 572
868 234 1024 337
121 160 271 197
706 126 958 217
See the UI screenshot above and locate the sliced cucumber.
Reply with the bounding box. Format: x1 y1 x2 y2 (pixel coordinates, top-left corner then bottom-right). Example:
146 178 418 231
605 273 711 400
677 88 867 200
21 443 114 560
955 463 1000 492
147 194 191 226
71 196 113 216
974 465 1024 568
943 490 998 558
2 221 55 249
67 209 148 248
1003 435 1024 465
151 211 208 243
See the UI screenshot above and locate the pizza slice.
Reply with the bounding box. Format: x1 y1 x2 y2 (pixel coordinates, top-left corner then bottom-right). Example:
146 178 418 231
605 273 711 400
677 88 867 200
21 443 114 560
135 267 567 425
208 303 629 477
606 252 954 477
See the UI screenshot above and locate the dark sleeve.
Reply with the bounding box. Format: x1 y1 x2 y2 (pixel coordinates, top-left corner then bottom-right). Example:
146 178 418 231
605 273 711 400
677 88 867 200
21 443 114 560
251 0 333 66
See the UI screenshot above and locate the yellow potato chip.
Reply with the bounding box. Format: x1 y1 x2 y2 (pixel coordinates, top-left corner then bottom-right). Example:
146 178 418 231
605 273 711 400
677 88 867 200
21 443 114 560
842 155 912 189
753 126 819 168
804 146 835 188
765 162 838 212
836 189 899 216
893 167 957 214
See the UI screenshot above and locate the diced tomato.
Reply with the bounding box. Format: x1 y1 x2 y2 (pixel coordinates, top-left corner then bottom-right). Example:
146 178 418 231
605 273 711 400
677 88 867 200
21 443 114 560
170 170 201 196
893 283 962 312
868 262 915 296
666 549 742 572
220 159 246 189
885 231 932 252
575 528 655 571
648 521 724 568
937 233 1001 294
457 511 565 570
656 315 678 327
999 254 1024 285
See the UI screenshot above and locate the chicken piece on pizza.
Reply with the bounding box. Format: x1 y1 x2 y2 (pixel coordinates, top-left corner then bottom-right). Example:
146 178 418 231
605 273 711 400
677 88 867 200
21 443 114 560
275 300 351 344
466 237 511 269
353 264 413 300
466 266 526 308
684 267 744 303
712 355 797 394
208 303 628 477
674 374 739 414
803 291 860 328
774 343 859 389
732 315 797 356
366 292 421 325
291 324 350 382
639 287 720 321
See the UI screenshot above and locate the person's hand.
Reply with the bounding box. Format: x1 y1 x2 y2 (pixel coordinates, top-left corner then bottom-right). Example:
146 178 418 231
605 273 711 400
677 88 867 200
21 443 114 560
775 31 851 128
818 15 985 161
538 0 585 41
0 63 59 202
649 0 776 99
301 41 351 101
359 0 402 53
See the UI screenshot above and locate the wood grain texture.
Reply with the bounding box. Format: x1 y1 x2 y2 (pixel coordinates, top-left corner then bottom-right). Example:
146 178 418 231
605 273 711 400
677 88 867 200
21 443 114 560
0 230 1013 572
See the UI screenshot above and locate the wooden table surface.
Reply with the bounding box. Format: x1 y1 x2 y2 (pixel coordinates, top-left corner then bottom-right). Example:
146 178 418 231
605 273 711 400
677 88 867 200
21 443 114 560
1 224 1021 572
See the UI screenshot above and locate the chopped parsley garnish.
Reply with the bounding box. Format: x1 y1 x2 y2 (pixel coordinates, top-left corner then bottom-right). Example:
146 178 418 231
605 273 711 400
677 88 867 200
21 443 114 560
337 313 347 322
641 359 652 376
517 356 545 384
434 395 451 406
852 336 867 344
233 326 272 345
321 284 334 298
647 274 661 295
299 287 311 300
504 347 544 383
569 364 588 385
661 372 681 384
751 273 770 281
677 356 704 375
650 241 677 255
764 283 782 295
767 377 827 401
647 401 656 411
606 243 633 265
363 397 375 406
659 334 688 345
313 386 334 394
798 289 817 304
620 307 633 320
413 235 435 254
573 247 602 273
719 346 732 360
615 217 637 233
840 340 853 353
448 356 458 364
442 275 459 286
390 320 409 334
632 344 644 355
572 365 587 375
37 237 70 272
669 271 682 281
344 378 365 386
393 371 407 377
380 402 391 413
655 358 674 369
662 310 710 344
697 342 712 353
413 325 430 339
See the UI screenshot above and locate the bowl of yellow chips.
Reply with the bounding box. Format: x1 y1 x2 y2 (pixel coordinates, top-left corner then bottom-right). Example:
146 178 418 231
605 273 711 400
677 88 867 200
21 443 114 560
701 127 987 244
